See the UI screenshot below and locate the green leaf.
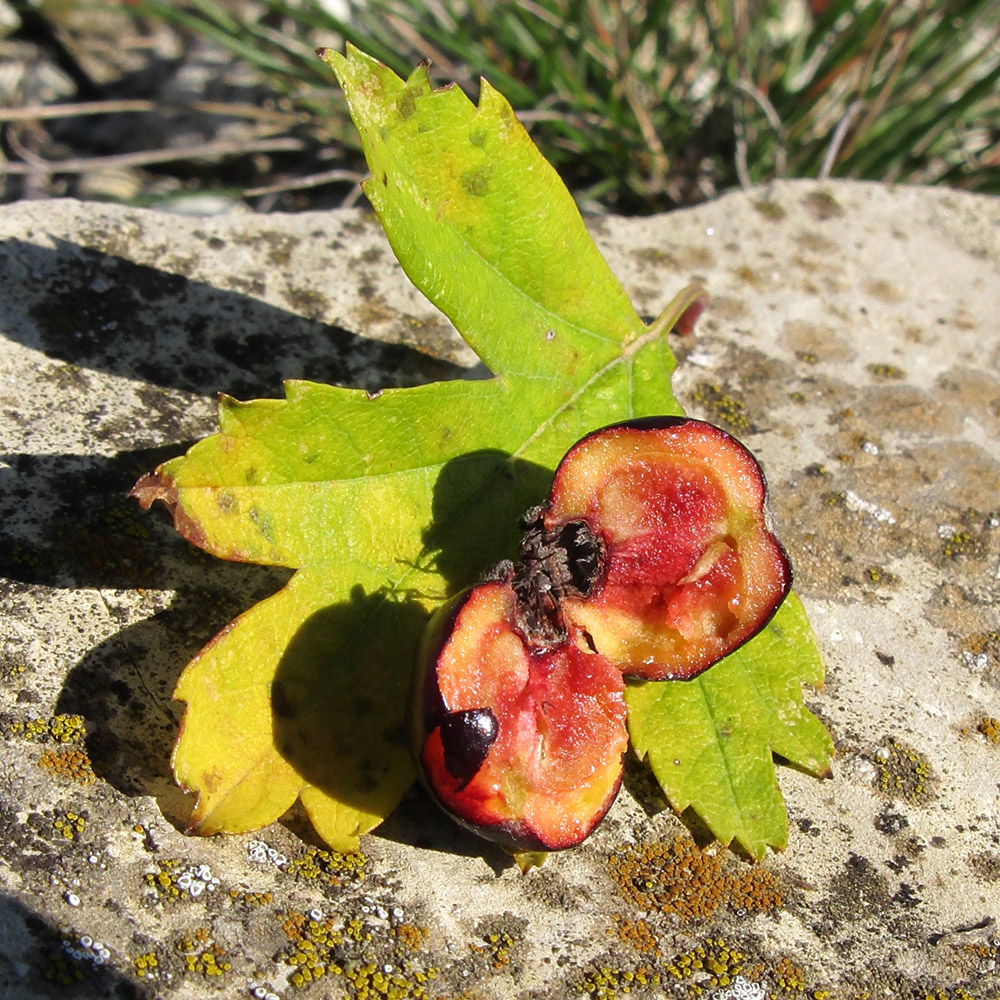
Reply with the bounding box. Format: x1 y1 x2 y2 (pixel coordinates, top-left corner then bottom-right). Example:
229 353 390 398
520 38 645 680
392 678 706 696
625 593 833 860
136 44 706 851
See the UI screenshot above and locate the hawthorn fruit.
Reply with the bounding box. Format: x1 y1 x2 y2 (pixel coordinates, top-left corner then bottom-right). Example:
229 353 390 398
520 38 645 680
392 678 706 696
412 417 791 850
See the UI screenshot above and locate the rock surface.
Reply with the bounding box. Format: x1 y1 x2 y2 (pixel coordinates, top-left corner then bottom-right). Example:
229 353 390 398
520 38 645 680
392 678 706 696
1 181 999 999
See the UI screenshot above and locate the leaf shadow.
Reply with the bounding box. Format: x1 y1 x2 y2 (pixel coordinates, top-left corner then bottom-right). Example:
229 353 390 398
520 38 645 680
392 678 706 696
1 228 489 836
268 448 554 866
270 584 509 871
0 439 286 827
52 570 290 834
6 230 552 860
419 447 555 596
1 236 481 398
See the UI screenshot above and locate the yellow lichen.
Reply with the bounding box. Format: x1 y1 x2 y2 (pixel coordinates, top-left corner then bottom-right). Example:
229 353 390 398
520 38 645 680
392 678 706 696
53 811 86 841
471 929 518 971
279 909 438 997
575 963 661 999
176 928 231 978
289 845 367 884
941 530 984 559
6 713 86 743
692 382 753 432
229 888 273 907
664 938 746 990
865 566 899 586
867 363 906 380
977 717 1000 744
131 951 160 980
874 738 932 803
144 859 220 901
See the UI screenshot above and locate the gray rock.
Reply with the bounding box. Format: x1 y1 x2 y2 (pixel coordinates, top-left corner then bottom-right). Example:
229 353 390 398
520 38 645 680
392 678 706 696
1 182 998 999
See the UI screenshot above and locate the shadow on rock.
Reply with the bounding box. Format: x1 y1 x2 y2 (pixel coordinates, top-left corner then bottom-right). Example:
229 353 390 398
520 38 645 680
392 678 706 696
0 443 201 591
56 568 289 829
375 784 517 875
0 892 148 999
2 237 480 399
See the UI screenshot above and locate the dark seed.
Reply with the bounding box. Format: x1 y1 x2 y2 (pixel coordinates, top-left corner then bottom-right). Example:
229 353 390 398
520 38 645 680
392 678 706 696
439 708 498 789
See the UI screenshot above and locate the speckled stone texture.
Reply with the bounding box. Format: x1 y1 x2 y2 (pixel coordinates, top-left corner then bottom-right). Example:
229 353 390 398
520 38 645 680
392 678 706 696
1 182 998 1000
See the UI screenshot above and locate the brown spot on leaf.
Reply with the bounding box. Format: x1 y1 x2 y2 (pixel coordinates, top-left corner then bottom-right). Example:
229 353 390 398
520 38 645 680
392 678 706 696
461 163 492 197
200 769 222 793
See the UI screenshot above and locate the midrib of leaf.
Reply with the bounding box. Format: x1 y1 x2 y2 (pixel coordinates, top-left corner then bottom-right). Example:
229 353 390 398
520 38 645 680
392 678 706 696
509 318 677 462
365 169 627 360
378 296 698 603
691 675 745 815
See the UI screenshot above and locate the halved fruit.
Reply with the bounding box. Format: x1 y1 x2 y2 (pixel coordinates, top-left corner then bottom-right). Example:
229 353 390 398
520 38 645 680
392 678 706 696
413 581 628 851
546 417 791 680
412 417 791 850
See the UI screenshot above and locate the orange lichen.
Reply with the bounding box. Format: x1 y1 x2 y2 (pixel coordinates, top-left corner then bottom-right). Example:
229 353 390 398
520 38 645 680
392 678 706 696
608 837 782 920
176 928 231 978
37 747 97 784
393 923 428 952
610 915 661 956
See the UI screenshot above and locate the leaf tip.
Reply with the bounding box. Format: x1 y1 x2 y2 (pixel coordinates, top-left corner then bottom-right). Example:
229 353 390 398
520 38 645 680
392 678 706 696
130 470 209 552
129 470 175 511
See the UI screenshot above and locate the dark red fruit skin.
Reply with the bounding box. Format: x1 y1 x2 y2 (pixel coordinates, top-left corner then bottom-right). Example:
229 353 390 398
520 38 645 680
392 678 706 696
411 586 626 853
543 416 792 680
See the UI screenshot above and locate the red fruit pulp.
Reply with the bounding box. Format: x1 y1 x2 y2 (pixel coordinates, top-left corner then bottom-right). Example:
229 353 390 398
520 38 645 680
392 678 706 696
546 418 791 680
416 582 628 851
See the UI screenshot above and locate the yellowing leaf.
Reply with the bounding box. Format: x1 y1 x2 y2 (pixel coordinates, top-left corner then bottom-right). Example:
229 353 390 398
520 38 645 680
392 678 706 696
136 45 705 850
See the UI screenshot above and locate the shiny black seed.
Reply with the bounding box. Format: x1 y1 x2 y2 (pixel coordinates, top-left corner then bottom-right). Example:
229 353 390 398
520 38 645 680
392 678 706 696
439 708 498 789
